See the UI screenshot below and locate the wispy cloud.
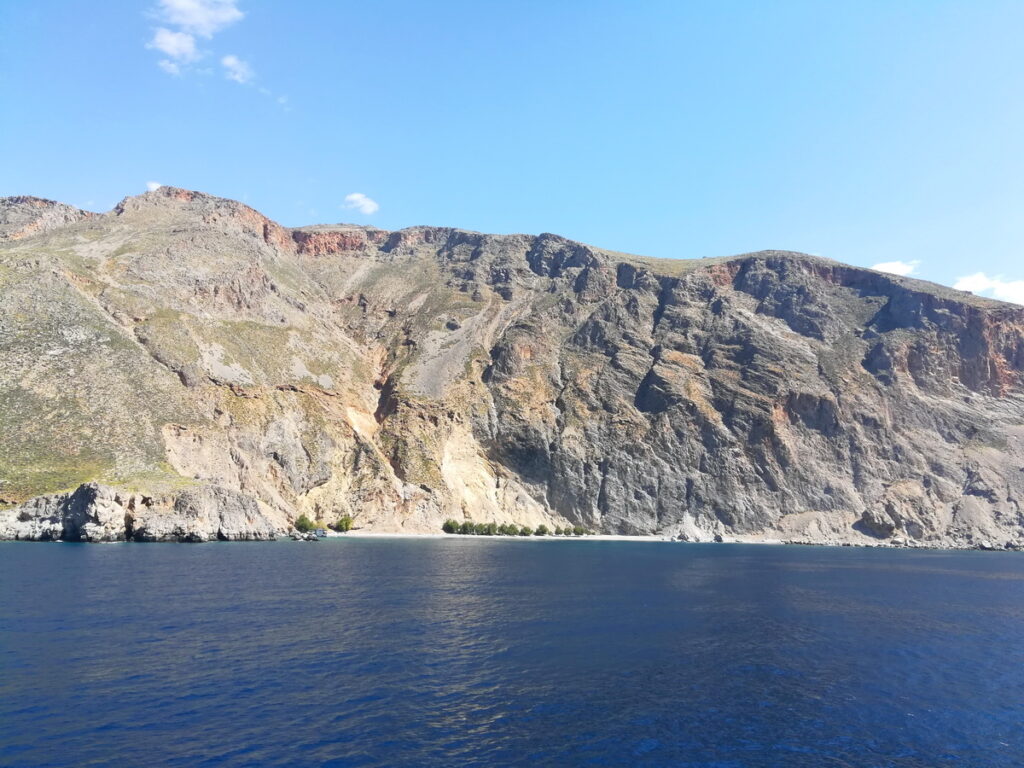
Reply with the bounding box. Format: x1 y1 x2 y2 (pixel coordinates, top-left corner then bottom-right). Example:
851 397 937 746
157 0 243 38
148 27 198 61
871 260 920 277
953 273 1024 305
221 54 253 84
146 181 163 192
145 0 288 108
343 193 380 215
147 0 242 77
147 27 199 74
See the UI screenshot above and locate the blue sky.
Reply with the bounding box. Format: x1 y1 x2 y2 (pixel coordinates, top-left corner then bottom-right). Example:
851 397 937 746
2 1 1023 301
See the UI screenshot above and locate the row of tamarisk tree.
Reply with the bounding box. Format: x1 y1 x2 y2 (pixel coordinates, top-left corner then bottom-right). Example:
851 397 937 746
442 520 591 536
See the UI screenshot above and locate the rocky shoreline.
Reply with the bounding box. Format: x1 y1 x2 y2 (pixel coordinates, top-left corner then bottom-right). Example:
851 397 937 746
1 482 1019 551
0 483 282 543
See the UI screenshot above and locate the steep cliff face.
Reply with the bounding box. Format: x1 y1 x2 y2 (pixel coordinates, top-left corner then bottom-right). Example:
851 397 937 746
2 187 1023 545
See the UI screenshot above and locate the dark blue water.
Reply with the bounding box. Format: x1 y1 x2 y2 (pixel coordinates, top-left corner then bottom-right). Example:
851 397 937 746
2 540 1024 767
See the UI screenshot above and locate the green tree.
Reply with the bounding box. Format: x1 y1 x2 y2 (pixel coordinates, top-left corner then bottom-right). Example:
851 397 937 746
535 524 549 536
459 521 474 535
442 519 460 534
333 515 353 532
572 525 586 536
519 525 533 536
484 522 498 536
294 514 315 533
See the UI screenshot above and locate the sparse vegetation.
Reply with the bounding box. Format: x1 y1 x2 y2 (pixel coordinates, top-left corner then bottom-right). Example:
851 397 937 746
442 520 589 537
332 515 353 532
294 514 315 533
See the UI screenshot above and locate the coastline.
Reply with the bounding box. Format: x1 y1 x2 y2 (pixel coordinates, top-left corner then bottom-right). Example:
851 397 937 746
0 533 1016 551
330 532 1017 551
341 531 674 543
1 485 1017 551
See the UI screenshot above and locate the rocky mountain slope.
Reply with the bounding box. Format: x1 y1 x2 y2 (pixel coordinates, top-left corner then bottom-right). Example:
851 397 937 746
2 187 1023 546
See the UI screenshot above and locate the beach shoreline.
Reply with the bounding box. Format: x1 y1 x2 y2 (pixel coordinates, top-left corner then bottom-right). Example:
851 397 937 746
338 531 676 543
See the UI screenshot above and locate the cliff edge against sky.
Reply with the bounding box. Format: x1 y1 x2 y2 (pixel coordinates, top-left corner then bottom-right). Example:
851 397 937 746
2 187 1023 546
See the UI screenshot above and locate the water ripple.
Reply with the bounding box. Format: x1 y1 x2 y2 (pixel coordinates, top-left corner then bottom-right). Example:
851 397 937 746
2 540 1023 766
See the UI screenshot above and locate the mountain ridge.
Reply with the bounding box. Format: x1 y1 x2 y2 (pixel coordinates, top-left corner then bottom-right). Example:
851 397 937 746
2 187 1022 546
6 187 1014 315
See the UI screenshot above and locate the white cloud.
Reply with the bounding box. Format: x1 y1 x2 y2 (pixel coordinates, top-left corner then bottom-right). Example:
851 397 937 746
953 273 993 293
146 181 163 192
147 27 198 62
148 0 245 76
871 260 920 277
221 54 253 83
953 273 1024 305
342 193 380 215
157 0 243 38
147 1 288 105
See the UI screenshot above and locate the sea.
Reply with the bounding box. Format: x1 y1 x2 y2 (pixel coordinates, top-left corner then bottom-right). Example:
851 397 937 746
1 538 1023 767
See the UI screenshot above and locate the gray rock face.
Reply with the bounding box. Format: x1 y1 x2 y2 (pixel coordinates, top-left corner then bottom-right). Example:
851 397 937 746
131 486 281 542
1 187 1023 547
0 483 128 542
0 196 92 241
1 483 284 542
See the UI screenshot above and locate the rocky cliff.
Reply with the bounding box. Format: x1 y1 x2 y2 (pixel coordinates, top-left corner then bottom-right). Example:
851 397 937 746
2 187 1023 546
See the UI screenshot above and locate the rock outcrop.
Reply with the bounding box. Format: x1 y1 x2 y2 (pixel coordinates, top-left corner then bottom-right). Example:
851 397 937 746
0 196 92 241
2 186 1022 546
0 482 283 542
